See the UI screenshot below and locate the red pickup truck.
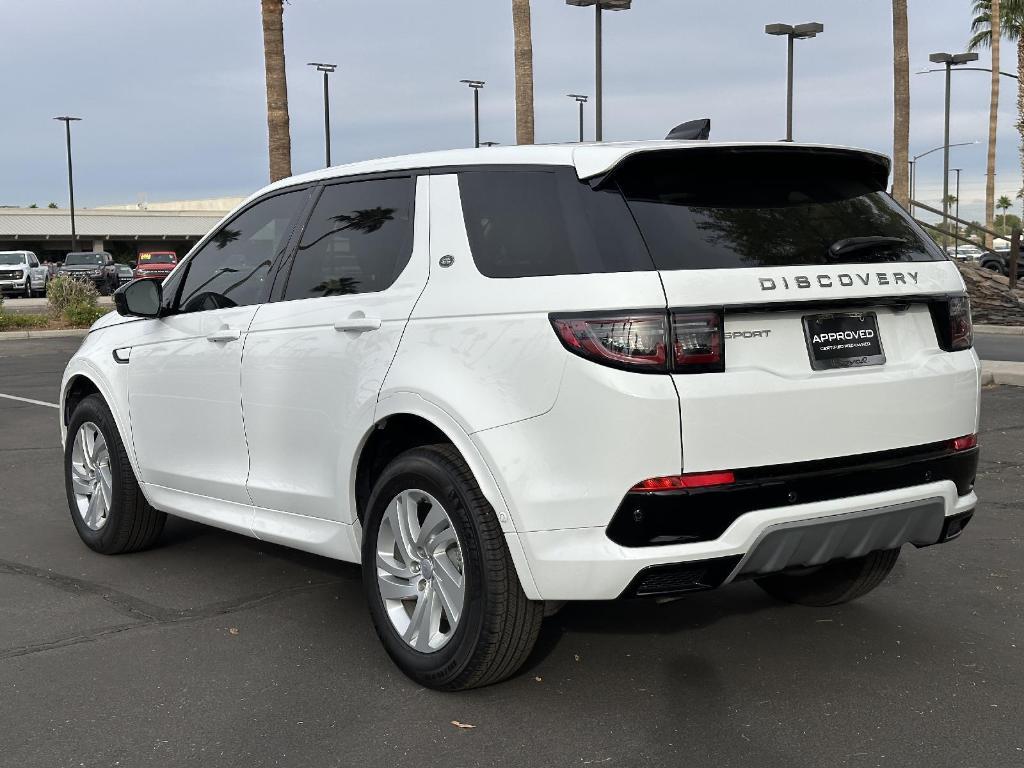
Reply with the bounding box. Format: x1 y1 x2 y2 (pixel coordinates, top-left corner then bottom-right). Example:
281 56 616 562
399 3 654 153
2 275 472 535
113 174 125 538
133 251 178 280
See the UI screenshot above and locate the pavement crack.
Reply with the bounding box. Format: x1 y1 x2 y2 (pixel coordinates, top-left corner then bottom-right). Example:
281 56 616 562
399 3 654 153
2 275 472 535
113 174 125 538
0 576 344 661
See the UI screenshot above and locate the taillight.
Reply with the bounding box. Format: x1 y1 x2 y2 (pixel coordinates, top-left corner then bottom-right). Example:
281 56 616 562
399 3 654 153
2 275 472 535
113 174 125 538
671 312 724 373
930 295 973 351
550 310 724 374
631 471 736 491
551 313 668 373
950 433 977 452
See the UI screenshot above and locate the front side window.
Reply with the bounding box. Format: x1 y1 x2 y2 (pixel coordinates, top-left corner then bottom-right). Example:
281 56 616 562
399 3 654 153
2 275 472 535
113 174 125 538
283 177 414 300
175 189 305 313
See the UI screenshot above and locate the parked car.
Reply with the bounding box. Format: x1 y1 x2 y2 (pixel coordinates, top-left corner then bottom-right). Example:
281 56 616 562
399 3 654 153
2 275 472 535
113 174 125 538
116 264 134 286
58 251 119 295
60 142 980 691
133 251 178 280
0 250 49 297
979 249 1024 277
946 244 982 261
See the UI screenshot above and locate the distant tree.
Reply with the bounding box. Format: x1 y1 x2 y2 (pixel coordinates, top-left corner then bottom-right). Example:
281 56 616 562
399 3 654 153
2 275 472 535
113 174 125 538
891 0 910 207
47 202 58 209
27 203 38 208
512 0 535 145
998 194 1013 231
261 0 291 182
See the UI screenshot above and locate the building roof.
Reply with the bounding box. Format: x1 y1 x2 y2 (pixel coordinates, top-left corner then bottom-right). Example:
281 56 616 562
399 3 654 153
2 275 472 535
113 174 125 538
0 208 224 239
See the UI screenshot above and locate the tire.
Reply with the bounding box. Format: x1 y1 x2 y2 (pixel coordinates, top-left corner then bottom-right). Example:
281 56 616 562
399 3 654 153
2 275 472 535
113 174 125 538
65 393 166 554
982 261 1001 273
755 548 900 607
361 444 543 691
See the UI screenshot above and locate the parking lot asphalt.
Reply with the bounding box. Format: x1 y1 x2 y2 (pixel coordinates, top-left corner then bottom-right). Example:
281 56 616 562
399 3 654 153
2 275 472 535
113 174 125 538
1 337 1022 768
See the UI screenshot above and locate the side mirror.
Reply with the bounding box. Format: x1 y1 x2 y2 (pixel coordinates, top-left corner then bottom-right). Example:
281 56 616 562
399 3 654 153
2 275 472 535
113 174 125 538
113 278 163 318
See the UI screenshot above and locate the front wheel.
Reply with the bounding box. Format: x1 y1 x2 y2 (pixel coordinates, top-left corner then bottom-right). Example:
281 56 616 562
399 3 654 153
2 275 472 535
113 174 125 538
755 548 900 607
65 394 166 554
362 444 543 691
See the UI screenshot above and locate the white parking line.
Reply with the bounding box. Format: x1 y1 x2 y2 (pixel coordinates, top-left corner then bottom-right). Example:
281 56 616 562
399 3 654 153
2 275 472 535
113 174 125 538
0 392 59 409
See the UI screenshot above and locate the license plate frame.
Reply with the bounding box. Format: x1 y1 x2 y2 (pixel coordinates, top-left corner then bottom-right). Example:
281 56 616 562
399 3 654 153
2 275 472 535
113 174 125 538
802 311 885 371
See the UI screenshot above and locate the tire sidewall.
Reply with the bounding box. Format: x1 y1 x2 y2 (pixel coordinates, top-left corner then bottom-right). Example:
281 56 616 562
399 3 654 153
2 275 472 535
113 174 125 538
361 450 488 688
65 396 128 552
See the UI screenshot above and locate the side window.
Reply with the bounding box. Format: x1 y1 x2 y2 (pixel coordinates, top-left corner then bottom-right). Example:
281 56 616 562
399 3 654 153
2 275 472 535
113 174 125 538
176 189 305 313
282 177 414 300
29 255 39 267
457 169 652 278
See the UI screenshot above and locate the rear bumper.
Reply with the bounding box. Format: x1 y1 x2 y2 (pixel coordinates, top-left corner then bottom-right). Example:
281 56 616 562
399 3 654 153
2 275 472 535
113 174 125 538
512 480 976 601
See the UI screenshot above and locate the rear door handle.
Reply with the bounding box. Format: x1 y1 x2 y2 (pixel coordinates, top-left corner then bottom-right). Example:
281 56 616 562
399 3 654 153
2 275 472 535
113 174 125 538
333 318 382 333
206 329 241 343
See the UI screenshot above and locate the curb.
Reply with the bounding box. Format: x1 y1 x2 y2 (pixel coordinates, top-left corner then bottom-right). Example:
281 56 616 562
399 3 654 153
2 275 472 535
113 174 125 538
0 328 89 341
981 360 1024 387
975 324 1024 336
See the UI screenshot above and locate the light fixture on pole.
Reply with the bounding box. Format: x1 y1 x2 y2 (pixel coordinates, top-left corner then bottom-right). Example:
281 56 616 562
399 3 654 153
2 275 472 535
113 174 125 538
928 51 979 228
909 141 976 211
764 22 824 142
567 94 589 142
53 116 82 254
307 63 337 167
566 0 631 142
460 80 485 148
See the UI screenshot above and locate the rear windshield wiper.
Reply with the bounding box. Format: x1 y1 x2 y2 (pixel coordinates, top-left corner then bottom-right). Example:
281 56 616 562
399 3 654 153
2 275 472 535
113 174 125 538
828 236 909 259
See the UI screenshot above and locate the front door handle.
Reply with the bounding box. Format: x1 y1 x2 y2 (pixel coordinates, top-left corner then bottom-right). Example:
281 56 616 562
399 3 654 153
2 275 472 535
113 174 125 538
206 329 241 343
333 318 382 333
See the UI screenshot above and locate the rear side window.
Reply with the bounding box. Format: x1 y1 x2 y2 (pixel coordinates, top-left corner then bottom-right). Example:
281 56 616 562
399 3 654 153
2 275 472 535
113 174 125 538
458 169 652 278
614 149 943 270
283 177 414 300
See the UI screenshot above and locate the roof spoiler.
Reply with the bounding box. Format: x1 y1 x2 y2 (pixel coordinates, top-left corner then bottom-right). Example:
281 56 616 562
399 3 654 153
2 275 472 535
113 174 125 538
665 119 711 141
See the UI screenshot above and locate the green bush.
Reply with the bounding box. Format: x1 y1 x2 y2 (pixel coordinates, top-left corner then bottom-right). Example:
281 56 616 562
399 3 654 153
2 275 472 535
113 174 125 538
46 274 107 326
0 313 50 331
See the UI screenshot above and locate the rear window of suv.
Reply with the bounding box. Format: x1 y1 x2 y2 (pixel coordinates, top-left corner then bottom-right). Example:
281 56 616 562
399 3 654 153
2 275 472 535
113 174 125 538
612 148 943 270
458 168 652 278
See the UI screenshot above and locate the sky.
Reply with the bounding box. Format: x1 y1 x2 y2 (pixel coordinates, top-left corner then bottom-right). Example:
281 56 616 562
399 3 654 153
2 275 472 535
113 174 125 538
1 0 1019 224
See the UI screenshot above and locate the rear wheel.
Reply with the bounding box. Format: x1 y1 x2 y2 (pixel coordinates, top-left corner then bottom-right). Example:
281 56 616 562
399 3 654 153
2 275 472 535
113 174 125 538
362 444 543 691
755 549 900 607
65 394 166 554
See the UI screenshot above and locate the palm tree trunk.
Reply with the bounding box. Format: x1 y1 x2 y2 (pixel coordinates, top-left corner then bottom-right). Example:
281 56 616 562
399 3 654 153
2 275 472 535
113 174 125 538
261 0 292 182
891 0 910 208
1018 34 1024 228
986 0 1001 247
512 0 535 145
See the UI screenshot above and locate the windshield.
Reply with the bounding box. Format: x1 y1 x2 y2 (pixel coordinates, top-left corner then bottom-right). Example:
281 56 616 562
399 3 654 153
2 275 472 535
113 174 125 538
613 148 943 269
0 253 27 265
65 253 102 266
140 253 176 264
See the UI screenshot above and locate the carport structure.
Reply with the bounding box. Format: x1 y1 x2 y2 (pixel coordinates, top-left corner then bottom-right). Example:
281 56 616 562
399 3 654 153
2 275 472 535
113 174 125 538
0 207 226 262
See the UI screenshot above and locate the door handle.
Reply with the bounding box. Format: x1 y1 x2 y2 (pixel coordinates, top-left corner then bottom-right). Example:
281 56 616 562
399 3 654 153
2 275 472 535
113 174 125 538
333 318 382 333
206 329 241 343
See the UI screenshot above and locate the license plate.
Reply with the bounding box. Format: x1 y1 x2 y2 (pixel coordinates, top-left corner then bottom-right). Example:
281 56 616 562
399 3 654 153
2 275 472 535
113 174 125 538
802 312 885 370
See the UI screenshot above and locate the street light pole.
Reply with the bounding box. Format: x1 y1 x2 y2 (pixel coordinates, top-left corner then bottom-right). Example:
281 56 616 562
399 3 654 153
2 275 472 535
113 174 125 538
929 52 979 229
765 22 824 142
568 94 589 142
952 168 962 258
307 63 337 167
53 116 81 254
910 141 976 210
460 80 485 148
566 1 631 142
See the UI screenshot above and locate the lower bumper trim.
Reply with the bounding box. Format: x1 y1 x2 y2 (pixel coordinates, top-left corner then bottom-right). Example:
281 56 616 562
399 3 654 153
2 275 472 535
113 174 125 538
622 555 742 598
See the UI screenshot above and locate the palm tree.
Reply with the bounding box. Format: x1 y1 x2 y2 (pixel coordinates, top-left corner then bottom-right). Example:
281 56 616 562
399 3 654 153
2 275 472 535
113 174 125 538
511 0 535 145
966 0 1024 240
998 193 1013 231
261 0 292 182
968 0 1002 246
891 0 911 207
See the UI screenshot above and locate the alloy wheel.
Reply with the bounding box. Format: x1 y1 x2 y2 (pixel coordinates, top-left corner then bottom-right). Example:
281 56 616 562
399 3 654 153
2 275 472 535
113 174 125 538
375 489 465 652
69 421 112 531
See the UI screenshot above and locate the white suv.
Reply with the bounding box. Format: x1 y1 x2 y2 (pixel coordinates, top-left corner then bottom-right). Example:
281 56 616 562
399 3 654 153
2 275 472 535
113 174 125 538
59 141 980 690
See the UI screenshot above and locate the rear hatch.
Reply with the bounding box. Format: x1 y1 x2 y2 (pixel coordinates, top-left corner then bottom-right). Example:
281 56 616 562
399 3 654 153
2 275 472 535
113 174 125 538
611 146 978 471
